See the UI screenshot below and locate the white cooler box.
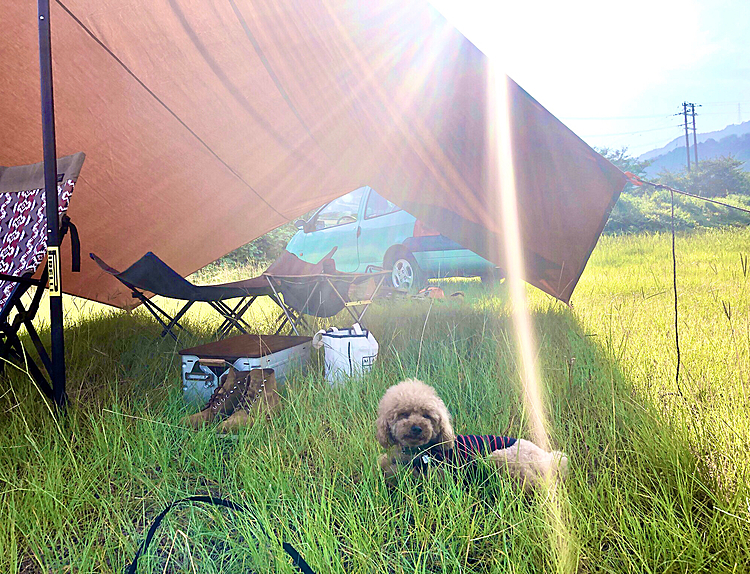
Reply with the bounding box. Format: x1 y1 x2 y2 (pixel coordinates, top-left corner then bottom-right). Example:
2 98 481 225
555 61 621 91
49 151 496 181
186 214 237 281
179 334 311 404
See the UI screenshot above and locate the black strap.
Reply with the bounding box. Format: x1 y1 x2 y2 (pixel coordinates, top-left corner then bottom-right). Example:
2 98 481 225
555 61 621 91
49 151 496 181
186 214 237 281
59 215 81 272
125 495 317 574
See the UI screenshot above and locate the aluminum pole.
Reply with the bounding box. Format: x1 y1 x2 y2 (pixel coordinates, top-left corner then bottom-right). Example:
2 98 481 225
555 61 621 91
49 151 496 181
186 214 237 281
38 0 67 408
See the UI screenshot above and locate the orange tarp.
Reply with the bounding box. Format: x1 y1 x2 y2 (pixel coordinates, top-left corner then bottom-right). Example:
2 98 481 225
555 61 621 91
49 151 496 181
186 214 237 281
0 0 626 306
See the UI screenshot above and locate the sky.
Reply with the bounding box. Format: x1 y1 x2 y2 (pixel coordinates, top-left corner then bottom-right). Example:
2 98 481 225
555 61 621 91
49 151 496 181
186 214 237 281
430 0 750 158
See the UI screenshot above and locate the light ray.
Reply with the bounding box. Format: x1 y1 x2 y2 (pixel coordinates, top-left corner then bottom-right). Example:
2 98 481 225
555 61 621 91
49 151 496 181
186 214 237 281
486 58 575 572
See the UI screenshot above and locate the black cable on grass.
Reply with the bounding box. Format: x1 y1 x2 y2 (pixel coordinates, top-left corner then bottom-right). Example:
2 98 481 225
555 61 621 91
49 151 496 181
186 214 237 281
125 496 316 574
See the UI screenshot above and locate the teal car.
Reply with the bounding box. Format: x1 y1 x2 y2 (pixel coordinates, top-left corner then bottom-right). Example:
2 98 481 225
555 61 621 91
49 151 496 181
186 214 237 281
286 186 498 290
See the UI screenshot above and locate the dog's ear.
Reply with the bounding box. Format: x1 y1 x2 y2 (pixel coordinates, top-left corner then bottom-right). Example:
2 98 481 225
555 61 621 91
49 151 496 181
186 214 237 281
434 399 455 448
376 412 394 448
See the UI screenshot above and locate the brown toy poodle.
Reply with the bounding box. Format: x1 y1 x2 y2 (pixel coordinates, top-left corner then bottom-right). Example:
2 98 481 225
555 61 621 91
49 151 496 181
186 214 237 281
376 379 568 491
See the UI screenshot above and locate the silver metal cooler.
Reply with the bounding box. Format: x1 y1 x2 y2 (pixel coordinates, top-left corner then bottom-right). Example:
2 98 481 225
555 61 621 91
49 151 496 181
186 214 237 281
179 334 311 403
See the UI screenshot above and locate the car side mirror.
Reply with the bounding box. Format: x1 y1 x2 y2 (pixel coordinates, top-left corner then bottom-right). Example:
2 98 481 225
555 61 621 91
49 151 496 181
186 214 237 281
294 219 307 231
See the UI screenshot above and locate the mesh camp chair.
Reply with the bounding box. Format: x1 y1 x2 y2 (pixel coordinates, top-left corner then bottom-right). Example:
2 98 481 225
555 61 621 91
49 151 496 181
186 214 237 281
91 247 389 340
262 251 390 330
0 153 83 400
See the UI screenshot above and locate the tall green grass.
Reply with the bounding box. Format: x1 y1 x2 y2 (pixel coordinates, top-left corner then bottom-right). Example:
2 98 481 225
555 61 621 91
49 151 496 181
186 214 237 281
0 228 748 573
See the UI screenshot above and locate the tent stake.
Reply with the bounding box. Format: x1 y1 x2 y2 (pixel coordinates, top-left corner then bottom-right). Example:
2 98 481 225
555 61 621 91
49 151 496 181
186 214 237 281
38 0 67 409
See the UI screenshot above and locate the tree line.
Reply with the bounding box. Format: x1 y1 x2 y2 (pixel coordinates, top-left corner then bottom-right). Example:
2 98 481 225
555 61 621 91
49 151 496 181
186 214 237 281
598 148 750 234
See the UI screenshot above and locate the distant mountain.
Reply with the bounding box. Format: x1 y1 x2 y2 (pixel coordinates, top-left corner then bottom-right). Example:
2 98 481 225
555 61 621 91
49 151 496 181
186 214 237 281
639 121 750 161
639 121 750 176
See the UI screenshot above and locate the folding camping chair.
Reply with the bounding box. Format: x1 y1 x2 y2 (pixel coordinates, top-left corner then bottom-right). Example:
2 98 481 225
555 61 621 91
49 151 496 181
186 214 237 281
91 247 390 340
0 153 84 400
90 251 279 341
264 263 390 332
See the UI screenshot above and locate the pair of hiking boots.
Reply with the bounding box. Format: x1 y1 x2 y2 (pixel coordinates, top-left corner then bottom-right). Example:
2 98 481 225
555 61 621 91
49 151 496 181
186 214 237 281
183 367 279 433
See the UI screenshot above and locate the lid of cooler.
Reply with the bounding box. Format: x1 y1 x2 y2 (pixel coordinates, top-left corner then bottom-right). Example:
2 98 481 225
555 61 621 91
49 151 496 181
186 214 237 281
178 334 312 359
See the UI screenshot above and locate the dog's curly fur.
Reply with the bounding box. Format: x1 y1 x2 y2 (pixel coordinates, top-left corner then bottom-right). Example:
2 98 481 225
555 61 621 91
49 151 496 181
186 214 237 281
376 379 569 491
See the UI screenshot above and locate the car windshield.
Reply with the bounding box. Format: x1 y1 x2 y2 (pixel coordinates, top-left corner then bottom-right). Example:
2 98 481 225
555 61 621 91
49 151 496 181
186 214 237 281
314 187 365 230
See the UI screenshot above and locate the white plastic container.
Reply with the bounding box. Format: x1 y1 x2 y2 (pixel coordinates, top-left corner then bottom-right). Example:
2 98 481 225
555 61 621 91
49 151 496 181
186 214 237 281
312 323 378 384
179 334 311 404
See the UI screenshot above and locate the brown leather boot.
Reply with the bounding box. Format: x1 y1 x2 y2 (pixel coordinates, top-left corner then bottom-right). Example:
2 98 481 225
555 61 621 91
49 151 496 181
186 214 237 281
218 368 280 433
183 367 250 429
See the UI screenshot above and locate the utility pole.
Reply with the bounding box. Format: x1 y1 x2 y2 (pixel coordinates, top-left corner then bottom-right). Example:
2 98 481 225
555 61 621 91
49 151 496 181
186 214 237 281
681 102 691 171
690 103 699 166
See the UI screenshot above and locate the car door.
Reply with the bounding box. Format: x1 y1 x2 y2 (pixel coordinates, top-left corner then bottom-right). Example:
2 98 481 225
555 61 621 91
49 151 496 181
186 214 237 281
304 187 366 272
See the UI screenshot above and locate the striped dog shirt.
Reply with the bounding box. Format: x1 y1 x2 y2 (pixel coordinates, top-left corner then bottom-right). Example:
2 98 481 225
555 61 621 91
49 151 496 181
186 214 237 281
410 435 517 471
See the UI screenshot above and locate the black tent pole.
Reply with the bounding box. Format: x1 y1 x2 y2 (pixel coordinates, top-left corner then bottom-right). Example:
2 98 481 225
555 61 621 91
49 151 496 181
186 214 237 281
37 0 67 409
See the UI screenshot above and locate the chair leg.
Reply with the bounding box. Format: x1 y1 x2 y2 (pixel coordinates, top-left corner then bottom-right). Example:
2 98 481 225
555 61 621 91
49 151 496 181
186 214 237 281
266 279 300 336
124 285 188 340
210 301 250 337
215 300 253 332
5 334 54 400
216 298 242 336
273 312 289 335
164 300 195 338
325 278 362 324
23 320 53 376
355 275 386 327
138 298 181 341
216 297 256 338
276 303 302 335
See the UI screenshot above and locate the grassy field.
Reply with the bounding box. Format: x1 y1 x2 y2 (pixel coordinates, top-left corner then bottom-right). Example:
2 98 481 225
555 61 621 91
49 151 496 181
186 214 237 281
1 228 749 573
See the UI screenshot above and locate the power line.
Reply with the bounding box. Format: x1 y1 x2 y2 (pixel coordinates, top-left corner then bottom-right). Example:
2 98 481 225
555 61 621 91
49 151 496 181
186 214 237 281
562 102 750 122
561 113 673 121
581 124 681 138
698 99 750 106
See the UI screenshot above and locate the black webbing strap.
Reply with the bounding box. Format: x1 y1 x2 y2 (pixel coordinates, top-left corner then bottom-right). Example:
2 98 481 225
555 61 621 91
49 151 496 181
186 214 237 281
59 215 80 272
125 495 317 574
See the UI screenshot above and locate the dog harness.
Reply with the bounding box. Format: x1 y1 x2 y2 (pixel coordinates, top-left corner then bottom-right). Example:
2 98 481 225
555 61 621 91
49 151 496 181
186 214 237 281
410 434 517 472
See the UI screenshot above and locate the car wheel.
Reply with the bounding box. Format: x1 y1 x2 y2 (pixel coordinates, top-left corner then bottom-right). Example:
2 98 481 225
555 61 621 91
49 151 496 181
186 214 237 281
390 252 424 291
